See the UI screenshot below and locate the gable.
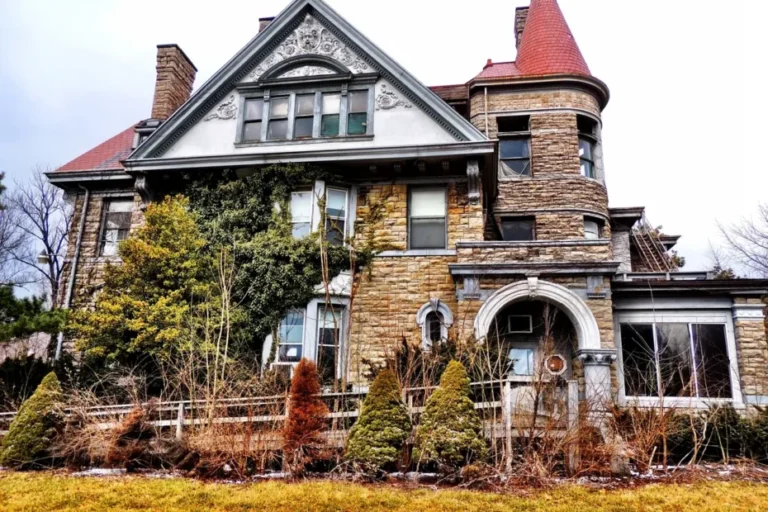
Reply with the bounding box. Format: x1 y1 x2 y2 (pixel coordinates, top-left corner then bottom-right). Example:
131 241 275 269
127 0 487 166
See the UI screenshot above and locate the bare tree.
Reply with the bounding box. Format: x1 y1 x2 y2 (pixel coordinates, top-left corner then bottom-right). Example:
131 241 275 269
718 203 768 278
6 167 73 306
0 172 31 288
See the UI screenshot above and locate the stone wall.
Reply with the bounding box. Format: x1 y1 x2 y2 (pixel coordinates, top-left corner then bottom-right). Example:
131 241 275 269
733 298 768 398
456 241 612 264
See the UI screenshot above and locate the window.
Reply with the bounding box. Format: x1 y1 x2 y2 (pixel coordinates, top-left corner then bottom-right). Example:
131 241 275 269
243 99 264 141
426 312 443 345
278 311 305 363
508 347 536 376
99 199 133 256
620 322 732 399
584 218 603 240
267 97 290 140
294 94 316 139
321 93 341 137
508 315 533 334
317 306 343 386
409 188 447 250
498 115 531 178
417 301 454 350
291 191 312 239
347 91 369 135
325 188 348 246
500 217 535 242
578 116 597 179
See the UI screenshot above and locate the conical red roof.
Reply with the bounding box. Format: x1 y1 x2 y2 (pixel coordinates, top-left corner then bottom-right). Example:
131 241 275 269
515 0 590 77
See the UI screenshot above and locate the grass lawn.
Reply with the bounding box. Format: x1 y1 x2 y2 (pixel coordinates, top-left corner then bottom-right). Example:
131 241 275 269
0 473 767 512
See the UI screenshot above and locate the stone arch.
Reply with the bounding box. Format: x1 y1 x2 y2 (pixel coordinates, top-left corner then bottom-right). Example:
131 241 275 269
474 278 601 350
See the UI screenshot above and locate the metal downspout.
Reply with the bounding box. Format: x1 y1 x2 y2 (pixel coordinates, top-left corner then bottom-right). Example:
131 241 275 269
484 87 489 137
55 185 89 361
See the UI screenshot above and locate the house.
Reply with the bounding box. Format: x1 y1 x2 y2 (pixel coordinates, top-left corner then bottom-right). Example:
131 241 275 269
47 0 768 412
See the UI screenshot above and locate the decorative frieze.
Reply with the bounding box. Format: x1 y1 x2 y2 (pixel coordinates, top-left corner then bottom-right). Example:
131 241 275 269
248 14 369 81
204 95 238 122
375 84 412 111
732 303 766 321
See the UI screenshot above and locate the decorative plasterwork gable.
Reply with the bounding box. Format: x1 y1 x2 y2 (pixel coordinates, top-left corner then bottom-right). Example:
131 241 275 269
247 14 368 81
127 0 488 162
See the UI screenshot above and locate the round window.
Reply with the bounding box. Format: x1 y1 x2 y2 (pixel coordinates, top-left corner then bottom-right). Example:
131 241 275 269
545 354 567 376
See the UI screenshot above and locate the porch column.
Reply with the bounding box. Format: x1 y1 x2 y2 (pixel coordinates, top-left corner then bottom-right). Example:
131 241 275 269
575 348 616 415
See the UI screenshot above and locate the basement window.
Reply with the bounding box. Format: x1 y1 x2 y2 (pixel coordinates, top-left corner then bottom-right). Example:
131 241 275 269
499 217 535 242
498 115 531 178
578 116 598 179
99 199 133 257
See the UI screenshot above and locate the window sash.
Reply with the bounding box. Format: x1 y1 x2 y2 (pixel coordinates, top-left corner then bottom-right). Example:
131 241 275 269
584 219 601 240
500 218 535 242
579 137 595 178
278 311 305 363
409 188 447 250
500 138 531 177
325 188 348 246
620 322 732 399
291 191 312 239
317 307 343 385
99 200 133 256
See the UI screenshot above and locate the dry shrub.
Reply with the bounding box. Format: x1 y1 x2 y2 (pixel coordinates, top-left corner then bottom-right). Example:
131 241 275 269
105 402 158 471
283 359 329 475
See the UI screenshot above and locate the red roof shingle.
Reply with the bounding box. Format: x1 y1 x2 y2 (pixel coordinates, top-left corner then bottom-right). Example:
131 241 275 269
57 124 136 172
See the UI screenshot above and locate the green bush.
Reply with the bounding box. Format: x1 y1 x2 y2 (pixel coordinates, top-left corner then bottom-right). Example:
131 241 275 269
0 372 62 468
414 361 487 472
346 369 411 472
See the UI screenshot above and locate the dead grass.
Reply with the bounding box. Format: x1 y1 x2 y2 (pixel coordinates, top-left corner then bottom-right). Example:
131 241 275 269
0 473 767 511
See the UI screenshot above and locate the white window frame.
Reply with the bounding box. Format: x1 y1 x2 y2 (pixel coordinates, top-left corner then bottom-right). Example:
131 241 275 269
98 197 134 257
615 310 743 409
507 315 533 334
287 181 356 245
416 301 454 351
274 309 307 366
408 186 448 250
324 187 349 246
507 342 539 379
291 190 313 239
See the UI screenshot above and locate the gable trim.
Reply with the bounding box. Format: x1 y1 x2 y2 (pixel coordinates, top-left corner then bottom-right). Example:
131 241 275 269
128 0 486 162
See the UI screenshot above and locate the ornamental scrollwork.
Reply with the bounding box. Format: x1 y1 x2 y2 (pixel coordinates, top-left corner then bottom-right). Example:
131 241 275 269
248 15 369 80
204 95 238 122
375 84 412 111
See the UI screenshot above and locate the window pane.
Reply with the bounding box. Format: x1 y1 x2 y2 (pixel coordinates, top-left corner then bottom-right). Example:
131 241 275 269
325 218 345 246
268 119 288 140
321 115 340 137
410 218 446 249
692 324 732 398
293 223 311 239
243 121 262 141
500 139 530 159
318 345 336 385
581 160 594 178
322 93 341 114
585 220 600 240
106 212 132 231
579 138 593 160
326 189 347 218
410 189 446 218
620 323 657 397
279 344 303 363
291 191 312 223
656 323 694 397
500 219 534 241
296 94 315 116
245 100 263 121
347 112 367 135
427 312 442 343
500 159 531 177
509 348 535 376
280 311 304 344
107 200 133 213
294 117 313 139
348 91 368 112
508 315 532 333
317 307 342 385
271 97 289 118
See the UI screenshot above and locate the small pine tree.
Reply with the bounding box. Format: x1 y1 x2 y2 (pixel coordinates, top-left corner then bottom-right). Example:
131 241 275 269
0 372 62 468
346 369 411 472
283 359 329 474
414 361 487 472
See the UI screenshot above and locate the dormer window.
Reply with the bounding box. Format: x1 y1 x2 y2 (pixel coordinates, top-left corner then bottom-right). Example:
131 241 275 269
267 97 290 140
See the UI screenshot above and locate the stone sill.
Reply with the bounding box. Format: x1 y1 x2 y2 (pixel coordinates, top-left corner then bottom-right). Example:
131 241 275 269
377 249 457 258
235 135 373 149
457 240 611 249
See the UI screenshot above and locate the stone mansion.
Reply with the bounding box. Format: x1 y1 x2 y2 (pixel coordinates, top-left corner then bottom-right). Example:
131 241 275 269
48 0 768 410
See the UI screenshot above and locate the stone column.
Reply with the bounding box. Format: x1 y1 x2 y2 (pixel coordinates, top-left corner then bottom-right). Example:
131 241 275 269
733 302 768 403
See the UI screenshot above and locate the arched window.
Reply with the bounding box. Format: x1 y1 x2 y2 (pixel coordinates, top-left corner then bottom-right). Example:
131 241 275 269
416 300 454 351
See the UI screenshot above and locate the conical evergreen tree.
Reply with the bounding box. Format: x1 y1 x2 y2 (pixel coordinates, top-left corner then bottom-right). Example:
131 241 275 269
346 369 411 471
0 372 62 468
414 361 487 471
283 359 329 474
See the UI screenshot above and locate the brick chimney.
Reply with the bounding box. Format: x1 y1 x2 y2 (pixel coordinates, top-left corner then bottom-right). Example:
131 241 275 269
515 6 529 49
259 17 275 33
151 44 197 120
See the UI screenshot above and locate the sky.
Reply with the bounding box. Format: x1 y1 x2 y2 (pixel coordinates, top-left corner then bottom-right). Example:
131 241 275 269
0 0 766 271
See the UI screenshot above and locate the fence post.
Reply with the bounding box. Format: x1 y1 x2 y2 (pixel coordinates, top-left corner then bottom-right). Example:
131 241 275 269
503 379 513 471
176 403 185 442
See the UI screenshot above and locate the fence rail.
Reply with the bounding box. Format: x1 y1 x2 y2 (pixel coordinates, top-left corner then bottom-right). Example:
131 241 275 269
0 379 579 444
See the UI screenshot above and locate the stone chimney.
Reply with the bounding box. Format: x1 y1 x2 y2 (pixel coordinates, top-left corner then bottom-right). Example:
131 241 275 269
259 17 275 33
515 6 529 49
151 44 197 120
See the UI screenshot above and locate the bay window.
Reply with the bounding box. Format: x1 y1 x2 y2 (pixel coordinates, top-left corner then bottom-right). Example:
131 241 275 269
409 187 447 250
620 322 733 399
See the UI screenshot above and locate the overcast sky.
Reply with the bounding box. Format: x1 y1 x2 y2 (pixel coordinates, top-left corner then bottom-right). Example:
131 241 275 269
1 0 766 271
